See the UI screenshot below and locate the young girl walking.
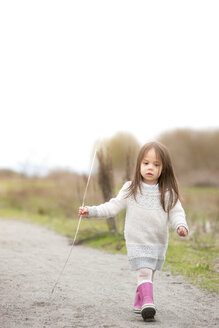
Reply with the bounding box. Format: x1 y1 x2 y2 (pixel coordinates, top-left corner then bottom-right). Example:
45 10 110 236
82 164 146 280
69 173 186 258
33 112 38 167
78 141 189 321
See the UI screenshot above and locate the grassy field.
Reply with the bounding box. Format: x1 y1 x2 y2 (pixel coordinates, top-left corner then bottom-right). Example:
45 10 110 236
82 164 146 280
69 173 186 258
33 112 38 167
0 174 218 293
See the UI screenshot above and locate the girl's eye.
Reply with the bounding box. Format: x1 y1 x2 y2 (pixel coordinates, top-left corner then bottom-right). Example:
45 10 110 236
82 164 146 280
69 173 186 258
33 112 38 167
155 164 160 167
143 162 148 165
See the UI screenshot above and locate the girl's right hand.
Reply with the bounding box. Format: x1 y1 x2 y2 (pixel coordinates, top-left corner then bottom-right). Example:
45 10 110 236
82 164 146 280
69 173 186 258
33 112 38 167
78 206 89 218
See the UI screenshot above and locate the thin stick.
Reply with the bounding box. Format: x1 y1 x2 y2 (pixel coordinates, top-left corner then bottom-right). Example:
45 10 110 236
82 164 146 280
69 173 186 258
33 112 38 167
51 148 97 294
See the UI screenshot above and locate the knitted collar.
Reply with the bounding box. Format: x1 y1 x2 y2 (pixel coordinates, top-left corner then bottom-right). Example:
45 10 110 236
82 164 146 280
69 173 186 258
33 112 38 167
141 181 159 189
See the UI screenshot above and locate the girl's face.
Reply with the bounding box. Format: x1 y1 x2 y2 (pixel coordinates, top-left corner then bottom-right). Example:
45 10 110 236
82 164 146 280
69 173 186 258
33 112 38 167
140 148 163 185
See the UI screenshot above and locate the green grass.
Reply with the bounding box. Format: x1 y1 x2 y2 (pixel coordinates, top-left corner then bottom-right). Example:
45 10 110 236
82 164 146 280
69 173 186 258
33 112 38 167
163 232 219 293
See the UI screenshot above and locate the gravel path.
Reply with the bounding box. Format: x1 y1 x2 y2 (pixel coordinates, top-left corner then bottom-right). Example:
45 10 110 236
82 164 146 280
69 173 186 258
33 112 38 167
0 219 218 328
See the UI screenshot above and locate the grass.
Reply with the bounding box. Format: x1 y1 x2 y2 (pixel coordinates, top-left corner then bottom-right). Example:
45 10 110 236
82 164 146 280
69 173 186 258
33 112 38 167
0 176 218 294
163 232 218 293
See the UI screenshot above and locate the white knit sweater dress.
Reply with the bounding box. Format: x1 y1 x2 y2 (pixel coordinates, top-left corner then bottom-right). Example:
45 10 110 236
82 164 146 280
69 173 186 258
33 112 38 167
86 181 189 271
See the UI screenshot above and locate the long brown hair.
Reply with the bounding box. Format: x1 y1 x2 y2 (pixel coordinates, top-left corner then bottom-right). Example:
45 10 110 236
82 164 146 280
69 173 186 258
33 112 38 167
126 141 180 212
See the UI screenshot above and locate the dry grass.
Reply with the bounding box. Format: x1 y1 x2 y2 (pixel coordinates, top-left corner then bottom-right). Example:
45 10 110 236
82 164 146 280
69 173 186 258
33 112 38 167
0 172 218 235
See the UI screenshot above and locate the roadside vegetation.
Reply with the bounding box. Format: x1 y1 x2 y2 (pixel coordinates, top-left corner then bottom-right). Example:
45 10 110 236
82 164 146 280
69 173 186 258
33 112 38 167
0 129 218 293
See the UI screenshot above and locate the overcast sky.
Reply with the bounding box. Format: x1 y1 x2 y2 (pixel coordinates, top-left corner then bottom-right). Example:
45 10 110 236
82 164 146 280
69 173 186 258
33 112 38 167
0 1 218 175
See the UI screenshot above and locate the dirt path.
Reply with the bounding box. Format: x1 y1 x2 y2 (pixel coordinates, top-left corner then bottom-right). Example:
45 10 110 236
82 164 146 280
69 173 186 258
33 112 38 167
0 219 218 328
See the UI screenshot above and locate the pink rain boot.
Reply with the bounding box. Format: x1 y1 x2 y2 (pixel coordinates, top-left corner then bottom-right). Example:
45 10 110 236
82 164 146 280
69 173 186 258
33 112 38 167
138 281 156 320
133 286 141 313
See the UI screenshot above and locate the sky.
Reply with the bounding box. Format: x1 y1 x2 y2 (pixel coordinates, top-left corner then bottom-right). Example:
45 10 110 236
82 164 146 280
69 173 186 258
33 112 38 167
0 1 218 175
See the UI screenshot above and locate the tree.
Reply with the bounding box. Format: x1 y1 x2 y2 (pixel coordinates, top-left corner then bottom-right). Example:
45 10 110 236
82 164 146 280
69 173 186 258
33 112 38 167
97 148 117 233
93 132 140 232
97 132 140 183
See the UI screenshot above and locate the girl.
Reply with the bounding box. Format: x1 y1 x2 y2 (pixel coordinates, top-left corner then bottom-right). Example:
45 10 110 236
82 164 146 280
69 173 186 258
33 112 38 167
78 141 189 321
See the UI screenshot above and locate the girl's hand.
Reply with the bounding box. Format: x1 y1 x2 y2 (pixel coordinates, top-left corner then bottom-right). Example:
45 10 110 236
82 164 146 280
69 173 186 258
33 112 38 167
177 226 188 237
78 206 89 218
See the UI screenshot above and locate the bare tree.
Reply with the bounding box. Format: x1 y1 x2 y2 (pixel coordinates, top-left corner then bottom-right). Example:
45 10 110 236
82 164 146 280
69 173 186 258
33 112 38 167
94 132 140 184
97 148 117 233
124 146 134 182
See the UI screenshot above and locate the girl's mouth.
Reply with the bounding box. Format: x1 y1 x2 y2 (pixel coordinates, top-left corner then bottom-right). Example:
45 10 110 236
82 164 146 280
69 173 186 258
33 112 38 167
146 173 153 176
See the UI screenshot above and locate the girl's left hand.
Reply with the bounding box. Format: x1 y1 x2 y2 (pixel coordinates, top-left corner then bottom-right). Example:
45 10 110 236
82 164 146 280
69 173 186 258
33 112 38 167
177 226 188 237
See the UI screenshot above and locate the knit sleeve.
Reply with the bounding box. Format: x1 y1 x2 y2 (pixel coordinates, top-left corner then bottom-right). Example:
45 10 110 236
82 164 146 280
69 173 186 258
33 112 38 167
86 181 130 219
168 199 189 233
